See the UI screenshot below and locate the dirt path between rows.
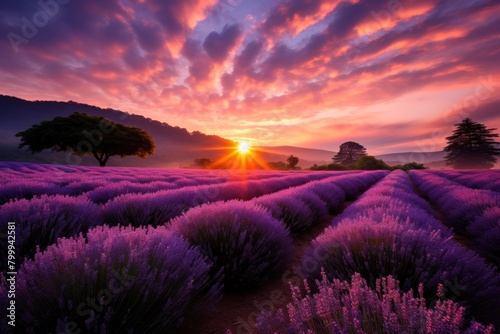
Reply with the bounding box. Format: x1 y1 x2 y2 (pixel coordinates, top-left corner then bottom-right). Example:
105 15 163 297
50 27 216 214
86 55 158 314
407 174 473 249
178 202 353 334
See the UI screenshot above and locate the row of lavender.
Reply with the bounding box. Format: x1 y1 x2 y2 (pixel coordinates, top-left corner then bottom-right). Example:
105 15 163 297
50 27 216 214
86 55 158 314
256 170 500 332
410 170 500 267
0 170 386 332
0 162 321 205
0 161 298 179
168 171 387 289
0 169 345 273
432 169 500 192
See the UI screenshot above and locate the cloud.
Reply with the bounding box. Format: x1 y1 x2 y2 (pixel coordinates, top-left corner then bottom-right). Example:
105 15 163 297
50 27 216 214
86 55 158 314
0 0 499 153
261 0 339 37
203 24 242 62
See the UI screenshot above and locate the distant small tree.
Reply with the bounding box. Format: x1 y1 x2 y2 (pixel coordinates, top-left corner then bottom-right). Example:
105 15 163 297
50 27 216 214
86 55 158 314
286 155 299 169
16 113 155 166
444 118 500 169
193 158 212 169
333 142 367 165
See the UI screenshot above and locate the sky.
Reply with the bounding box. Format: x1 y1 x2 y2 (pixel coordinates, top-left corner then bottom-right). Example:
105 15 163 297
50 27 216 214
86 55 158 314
1 0 499 155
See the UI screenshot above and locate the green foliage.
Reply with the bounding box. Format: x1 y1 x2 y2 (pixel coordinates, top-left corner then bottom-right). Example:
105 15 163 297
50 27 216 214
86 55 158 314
444 118 500 169
393 162 428 171
310 163 348 170
348 156 392 170
312 159 425 171
333 141 367 165
286 155 299 169
15 113 155 166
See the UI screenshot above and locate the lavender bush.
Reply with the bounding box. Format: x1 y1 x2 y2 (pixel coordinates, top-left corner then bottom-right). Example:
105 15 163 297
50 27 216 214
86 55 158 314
255 272 495 334
307 182 346 214
300 220 500 327
101 188 199 227
86 180 177 204
58 179 109 196
332 171 388 200
254 192 316 233
470 207 500 265
0 181 62 204
0 225 221 333
334 171 451 235
251 172 386 233
411 171 500 266
436 170 500 192
291 189 329 222
168 200 293 290
0 195 100 272
101 173 335 228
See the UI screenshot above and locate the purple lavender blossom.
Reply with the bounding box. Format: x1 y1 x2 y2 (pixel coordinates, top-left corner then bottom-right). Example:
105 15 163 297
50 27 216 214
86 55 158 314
254 192 316 233
255 272 495 333
0 194 100 272
168 200 293 290
410 171 500 267
3 225 221 333
300 220 500 328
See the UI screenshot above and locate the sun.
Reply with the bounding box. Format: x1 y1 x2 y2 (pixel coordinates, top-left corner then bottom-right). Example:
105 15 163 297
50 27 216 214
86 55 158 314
237 141 251 154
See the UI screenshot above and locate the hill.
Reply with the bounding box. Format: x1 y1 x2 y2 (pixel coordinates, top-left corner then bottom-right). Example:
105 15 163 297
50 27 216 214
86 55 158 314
0 95 237 167
1 95 476 169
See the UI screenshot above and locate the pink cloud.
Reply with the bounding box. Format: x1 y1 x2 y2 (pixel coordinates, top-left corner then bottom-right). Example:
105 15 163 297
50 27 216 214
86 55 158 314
1 0 499 154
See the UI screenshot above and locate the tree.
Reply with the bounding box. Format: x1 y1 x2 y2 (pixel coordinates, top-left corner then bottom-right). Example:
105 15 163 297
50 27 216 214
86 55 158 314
444 118 500 169
333 141 367 165
16 112 155 166
193 158 212 168
287 155 299 169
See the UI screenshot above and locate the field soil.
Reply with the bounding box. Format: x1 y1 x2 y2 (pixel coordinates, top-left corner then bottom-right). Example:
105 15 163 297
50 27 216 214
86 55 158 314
179 203 352 334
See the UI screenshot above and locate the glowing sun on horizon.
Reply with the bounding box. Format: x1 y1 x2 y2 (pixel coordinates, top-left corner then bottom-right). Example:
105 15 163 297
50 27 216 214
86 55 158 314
237 141 251 154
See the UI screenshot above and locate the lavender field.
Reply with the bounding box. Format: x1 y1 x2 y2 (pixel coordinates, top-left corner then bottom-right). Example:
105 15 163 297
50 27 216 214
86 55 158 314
1 162 499 333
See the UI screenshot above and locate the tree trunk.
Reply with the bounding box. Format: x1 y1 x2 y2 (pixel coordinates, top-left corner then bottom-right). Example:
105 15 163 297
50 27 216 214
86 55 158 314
92 151 109 166
102 154 110 166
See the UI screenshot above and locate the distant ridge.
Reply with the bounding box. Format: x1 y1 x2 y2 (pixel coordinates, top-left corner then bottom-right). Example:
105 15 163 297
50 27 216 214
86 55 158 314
0 95 236 167
0 95 465 168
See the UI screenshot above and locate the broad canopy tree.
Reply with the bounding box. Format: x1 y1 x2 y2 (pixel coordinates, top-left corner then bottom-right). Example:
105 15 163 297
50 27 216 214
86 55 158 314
286 155 299 169
444 118 500 169
333 141 367 165
16 112 155 166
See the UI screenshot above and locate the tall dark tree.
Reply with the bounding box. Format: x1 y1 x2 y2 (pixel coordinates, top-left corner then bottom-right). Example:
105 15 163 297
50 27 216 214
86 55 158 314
16 113 155 166
333 141 367 165
286 155 299 169
444 118 500 169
